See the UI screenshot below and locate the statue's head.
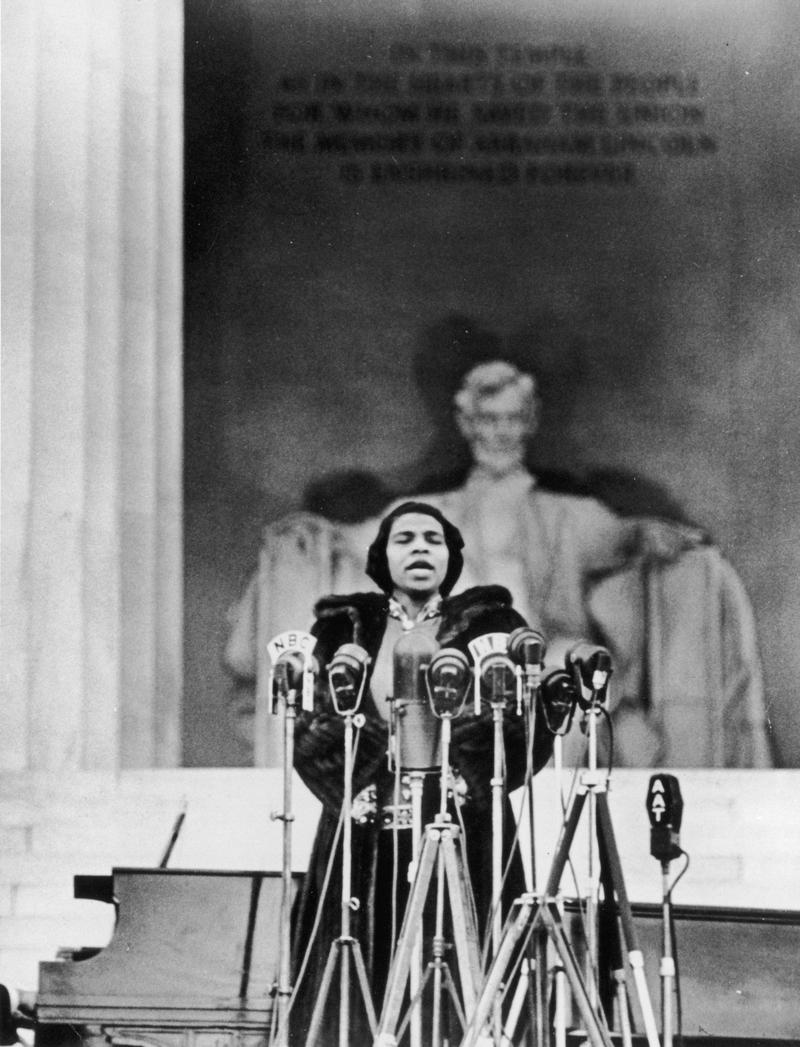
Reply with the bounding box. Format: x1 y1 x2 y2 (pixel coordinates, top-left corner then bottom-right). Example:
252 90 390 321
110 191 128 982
454 360 540 476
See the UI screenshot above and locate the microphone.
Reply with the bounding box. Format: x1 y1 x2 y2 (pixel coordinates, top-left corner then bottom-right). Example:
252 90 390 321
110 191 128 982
646 774 684 864
539 667 579 733
272 652 305 697
508 626 547 713
508 626 547 672
393 630 441 771
565 642 613 705
267 630 318 712
427 648 471 719
328 643 370 714
479 651 518 709
272 652 319 713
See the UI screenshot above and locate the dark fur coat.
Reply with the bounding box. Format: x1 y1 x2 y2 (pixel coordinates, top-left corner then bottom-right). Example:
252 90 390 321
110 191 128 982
289 586 554 1045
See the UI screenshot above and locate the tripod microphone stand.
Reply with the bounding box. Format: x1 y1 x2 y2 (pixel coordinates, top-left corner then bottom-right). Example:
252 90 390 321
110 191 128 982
542 667 582 1047
459 646 662 1047
499 639 587 1047
390 628 443 1047
265 631 317 1047
507 627 548 1047
375 647 481 1047
468 641 518 1047
306 644 379 1047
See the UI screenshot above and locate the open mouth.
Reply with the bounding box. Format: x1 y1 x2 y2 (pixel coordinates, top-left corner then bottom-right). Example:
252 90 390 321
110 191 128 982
407 559 433 572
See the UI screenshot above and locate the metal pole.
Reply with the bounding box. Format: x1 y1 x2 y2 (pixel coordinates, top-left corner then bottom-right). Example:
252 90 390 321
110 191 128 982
552 736 567 1047
524 673 548 1047
340 712 355 1047
661 865 674 1047
432 715 453 1047
275 688 296 1047
585 702 600 1010
491 701 505 1046
409 771 426 1047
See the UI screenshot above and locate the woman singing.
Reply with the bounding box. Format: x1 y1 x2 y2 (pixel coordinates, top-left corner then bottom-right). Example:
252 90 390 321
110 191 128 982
290 502 554 1045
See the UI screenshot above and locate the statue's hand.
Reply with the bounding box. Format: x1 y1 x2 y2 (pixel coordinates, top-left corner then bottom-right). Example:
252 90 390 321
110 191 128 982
638 519 709 563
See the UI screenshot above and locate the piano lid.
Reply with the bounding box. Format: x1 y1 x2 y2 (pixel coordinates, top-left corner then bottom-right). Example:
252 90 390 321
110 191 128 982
38 869 296 1026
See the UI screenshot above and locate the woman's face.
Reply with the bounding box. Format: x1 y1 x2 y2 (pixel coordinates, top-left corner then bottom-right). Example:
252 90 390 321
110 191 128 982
386 512 449 600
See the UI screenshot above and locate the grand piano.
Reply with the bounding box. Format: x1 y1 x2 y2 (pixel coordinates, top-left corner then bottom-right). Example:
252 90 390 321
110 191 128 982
36 869 800 1046
37 868 293 1047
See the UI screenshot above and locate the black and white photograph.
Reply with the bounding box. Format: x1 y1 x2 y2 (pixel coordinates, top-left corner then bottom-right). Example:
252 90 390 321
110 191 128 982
2 0 800 1044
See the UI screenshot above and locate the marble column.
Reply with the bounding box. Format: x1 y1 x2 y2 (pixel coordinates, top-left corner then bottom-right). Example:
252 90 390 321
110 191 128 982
1 0 183 770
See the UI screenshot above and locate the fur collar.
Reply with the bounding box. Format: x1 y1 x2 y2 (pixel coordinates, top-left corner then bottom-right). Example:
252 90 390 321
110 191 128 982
314 585 513 648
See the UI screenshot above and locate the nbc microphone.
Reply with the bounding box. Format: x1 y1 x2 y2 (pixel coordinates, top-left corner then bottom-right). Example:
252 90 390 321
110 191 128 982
328 643 370 715
646 774 684 864
480 650 518 709
272 652 312 713
267 630 318 712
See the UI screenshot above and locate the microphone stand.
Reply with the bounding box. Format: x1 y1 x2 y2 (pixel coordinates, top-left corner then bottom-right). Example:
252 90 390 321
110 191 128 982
490 692 506 1047
266 675 297 1047
585 683 602 1014
274 683 296 1047
409 767 426 1047
432 711 457 1047
306 669 378 1047
579 670 630 1042
469 644 515 1047
521 663 550 1047
646 773 684 1047
375 654 481 1047
501 662 556 1047
575 673 658 1047
659 863 675 1047
387 698 425 1047
510 629 558 1047
265 631 317 1047
459 664 663 1047
551 728 568 1047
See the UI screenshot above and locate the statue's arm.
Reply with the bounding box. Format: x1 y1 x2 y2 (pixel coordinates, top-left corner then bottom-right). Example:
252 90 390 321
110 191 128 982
223 572 258 680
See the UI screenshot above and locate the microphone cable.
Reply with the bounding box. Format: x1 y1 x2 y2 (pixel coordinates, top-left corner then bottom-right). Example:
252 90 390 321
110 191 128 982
284 809 344 1023
389 737 402 972
476 705 537 977
555 732 608 998
449 767 481 942
476 689 582 977
667 848 691 1046
286 719 364 1021
598 702 615 777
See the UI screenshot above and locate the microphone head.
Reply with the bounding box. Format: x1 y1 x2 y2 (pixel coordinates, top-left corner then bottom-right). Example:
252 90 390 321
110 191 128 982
272 651 306 697
508 626 547 669
565 642 613 697
646 774 684 863
328 643 370 714
427 648 471 718
479 652 517 709
539 667 578 732
393 630 440 704
393 630 441 770
646 773 684 830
